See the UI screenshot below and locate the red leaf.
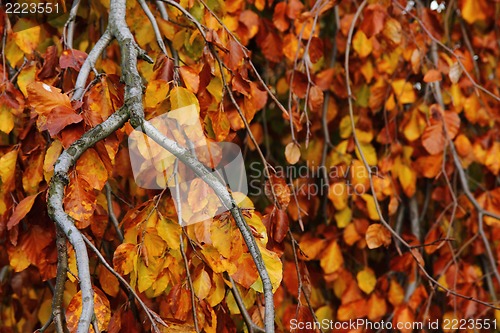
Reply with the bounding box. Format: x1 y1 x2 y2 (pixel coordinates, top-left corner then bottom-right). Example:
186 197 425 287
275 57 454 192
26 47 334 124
43 105 83 137
60 49 88 71
225 38 244 71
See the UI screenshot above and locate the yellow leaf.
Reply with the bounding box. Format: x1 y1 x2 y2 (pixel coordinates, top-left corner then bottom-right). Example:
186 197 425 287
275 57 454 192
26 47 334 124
206 77 223 103
13 19 41 54
485 142 500 176
391 79 416 104
207 273 226 307
320 241 344 274
328 182 349 210
17 65 37 97
383 18 402 45
144 80 169 108
361 194 380 221
335 207 352 228
137 257 162 293
0 150 18 191
43 140 63 182
367 293 387 320
8 246 30 272
192 269 212 300
398 163 417 197
403 109 424 142
250 247 282 293
170 86 200 113
0 104 14 134
355 142 377 166
388 280 404 306
461 0 487 24
143 229 167 258
339 115 354 138
357 268 376 294
156 217 181 249
352 30 373 58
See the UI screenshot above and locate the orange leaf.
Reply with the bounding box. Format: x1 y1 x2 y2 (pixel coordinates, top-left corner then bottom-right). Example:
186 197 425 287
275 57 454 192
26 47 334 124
113 243 137 275
66 288 111 333
27 82 72 114
230 253 259 288
179 66 200 94
76 148 108 190
99 267 120 297
64 174 97 228
423 69 442 83
366 224 392 249
7 193 38 230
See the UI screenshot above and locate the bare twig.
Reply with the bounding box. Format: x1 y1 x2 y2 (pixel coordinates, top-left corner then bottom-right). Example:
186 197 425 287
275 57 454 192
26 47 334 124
64 0 81 49
52 226 69 333
138 0 168 54
105 183 124 242
227 275 265 333
81 236 166 332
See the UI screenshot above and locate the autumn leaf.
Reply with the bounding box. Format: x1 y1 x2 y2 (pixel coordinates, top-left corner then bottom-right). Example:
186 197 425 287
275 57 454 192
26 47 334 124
352 30 372 58
285 142 301 165
422 104 461 155
7 193 39 230
66 288 111 333
113 243 137 275
423 69 442 83
265 174 291 209
366 224 392 249
320 241 344 274
357 268 376 294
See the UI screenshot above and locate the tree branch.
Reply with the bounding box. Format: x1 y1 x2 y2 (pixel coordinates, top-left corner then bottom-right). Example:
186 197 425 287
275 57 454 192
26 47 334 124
47 107 130 333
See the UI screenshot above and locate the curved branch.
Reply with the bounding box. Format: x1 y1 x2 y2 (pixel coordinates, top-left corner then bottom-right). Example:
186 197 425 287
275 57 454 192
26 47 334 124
64 0 81 49
47 108 130 333
138 0 168 54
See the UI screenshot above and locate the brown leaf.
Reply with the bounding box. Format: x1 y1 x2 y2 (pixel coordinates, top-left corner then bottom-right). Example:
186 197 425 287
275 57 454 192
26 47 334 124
225 38 244 71
265 174 291 209
60 49 88 71
27 82 72 114
272 209 289 243
359 4 387 37
285 142 301 165
42 105 83 137
64 174 97 228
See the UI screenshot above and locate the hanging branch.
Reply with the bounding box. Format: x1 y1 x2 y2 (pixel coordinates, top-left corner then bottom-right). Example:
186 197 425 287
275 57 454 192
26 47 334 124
47 108 130 333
